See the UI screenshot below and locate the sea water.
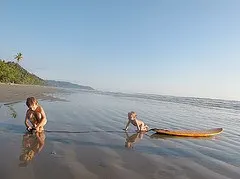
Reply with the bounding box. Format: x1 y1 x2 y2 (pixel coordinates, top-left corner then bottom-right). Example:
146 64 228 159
0 89 239 179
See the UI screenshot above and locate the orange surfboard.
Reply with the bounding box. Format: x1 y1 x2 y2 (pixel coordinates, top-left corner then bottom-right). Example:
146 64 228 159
151 128 223 137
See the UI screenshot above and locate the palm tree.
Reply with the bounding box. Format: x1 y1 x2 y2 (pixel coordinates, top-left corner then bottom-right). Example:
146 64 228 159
14 53 23 63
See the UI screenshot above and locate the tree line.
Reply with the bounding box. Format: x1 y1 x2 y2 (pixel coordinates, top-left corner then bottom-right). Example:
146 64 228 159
0 53 45 85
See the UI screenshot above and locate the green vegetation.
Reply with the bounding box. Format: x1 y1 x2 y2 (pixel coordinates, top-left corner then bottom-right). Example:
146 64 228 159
0 54 94 89
14 52 23 63
0 60 45 85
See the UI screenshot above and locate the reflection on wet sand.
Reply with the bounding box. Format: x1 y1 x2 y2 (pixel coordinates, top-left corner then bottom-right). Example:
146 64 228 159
125 131 146 149
19 131 46 167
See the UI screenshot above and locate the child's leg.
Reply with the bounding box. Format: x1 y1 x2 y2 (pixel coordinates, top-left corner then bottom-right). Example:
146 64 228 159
143 124 149 131
139 122 148 131
28 111 38 128
34 112 46 132
38 120 47 132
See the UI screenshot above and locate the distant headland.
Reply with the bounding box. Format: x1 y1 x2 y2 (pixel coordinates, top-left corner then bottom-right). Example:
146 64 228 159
45 80 94 90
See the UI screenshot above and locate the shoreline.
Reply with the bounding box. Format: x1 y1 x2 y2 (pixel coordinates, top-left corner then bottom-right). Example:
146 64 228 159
0 83 61 104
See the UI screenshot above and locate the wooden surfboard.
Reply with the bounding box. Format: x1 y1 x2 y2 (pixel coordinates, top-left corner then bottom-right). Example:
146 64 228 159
151 128 223 137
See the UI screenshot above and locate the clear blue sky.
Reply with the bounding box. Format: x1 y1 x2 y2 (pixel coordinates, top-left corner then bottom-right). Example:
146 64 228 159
1 0 240 100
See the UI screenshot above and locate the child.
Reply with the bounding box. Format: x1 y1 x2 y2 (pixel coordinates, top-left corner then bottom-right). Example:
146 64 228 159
123 111 149 132
25 97 47 132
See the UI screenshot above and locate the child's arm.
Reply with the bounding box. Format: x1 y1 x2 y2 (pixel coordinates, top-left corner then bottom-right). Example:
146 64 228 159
24 110 32 129
124 120 131 130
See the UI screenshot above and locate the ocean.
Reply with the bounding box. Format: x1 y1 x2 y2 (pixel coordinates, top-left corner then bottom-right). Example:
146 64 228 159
0 89 239 179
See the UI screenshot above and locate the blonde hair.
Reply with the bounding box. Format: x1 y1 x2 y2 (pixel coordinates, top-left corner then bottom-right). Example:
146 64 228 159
128 111 136 119
26 97 38 107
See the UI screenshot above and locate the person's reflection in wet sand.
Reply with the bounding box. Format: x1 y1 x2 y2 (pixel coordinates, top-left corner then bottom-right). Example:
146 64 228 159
19 131 46 167
124 131 146 149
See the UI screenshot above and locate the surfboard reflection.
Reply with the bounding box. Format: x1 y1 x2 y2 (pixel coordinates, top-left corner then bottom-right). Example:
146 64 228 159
124 131 146 149
19 131 46 167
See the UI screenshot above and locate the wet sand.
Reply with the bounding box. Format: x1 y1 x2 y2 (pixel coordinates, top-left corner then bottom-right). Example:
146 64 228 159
0 131 239 179
0 87 239 179
0 83 59 104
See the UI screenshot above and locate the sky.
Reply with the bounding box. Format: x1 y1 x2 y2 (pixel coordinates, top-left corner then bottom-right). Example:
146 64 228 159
1 0 240 100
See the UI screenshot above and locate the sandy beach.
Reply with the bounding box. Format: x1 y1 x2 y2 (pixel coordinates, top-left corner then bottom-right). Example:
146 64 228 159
0 87 239 179
0 83 59 104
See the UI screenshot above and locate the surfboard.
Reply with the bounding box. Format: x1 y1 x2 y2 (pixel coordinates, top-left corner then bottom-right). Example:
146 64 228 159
150 127 223 137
